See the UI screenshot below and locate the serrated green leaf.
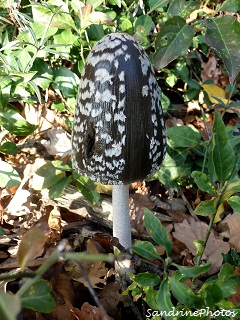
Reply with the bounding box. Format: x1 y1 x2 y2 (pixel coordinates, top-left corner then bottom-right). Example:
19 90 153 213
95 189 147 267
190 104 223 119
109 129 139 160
0 290 21 320
191 171 216 195
212 112 235 183
153 16 194 70
21 280 55 312
134 272 161 287
169 277 204 308
144 208 172 256
0 104 38 136
132 240 160 260
220 0 240 12
167 0 201 19
156 278 174 318
0 161 21 187
205 16 240 84
174 262 211 278
227 196 240 213
194 199 216 216
167 126 201 148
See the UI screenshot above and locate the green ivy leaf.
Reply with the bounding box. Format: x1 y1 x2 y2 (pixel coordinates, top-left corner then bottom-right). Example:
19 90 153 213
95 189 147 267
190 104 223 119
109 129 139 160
144 208 172 256
167 0 201 19
212 112 235 183
0 290 21 320
194 199 216 216
132 240 160 260
153 16 195 70
205 16 240 84
169 277 204 308
21 280 55 312
167 126 201 148
191 171 216 195
227 195 240 213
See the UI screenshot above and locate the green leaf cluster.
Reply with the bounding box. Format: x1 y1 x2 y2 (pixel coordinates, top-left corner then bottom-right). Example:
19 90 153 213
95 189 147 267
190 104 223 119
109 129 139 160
126 209 240 319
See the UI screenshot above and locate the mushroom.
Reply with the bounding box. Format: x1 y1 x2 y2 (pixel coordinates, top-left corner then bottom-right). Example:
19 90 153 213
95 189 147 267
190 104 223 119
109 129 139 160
72 33 166 273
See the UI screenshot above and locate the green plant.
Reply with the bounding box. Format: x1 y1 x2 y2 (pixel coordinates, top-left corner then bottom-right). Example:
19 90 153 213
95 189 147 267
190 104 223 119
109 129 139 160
124 208 240 319
123 111 240 318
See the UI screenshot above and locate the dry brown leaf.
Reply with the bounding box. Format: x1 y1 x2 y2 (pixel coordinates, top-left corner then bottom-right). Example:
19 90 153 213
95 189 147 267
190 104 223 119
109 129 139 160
72 302 114 320
219 212 240 252
99 282 128 320
173 218 230 275
65 239 114 289
201 53 221 84
49 274 76 320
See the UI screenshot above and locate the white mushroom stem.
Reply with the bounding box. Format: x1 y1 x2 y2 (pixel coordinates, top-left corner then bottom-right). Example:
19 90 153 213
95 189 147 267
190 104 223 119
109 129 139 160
112 184 132 275
112 184 132 249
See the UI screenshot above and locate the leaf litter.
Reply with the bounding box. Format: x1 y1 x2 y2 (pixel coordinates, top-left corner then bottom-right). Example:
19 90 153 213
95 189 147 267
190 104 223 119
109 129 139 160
0 20 240 320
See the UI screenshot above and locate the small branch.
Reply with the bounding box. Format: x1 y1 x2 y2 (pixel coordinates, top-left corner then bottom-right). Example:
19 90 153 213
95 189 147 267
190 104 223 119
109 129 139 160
181 191 198 220
78 262 110 320
16 243 65 297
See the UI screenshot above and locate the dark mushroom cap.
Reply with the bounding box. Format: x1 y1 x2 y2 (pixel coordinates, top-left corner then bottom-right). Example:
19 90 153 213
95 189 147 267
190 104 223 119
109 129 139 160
72 33 166 185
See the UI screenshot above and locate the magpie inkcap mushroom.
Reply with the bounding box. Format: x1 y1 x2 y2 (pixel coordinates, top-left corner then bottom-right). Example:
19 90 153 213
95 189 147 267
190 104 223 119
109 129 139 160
72 32 166 185
72 33 166 270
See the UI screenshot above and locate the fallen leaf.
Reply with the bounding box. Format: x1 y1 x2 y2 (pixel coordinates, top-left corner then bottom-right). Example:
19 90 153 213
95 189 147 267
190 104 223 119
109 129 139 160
173 218 230 275
73 302 114 320
17 222 50 269
201 53 221 84
219 212 240 252
49 274 76 320
202 84 230 105
65 239 114 289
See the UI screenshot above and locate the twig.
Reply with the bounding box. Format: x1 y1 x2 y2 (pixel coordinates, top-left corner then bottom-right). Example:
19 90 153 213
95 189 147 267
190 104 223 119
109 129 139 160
77 262 110 320
181 191 198 220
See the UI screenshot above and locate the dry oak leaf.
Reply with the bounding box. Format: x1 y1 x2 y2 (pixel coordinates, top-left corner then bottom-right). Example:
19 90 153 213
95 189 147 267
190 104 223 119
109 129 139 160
220 212 240 252
173 218 230 275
